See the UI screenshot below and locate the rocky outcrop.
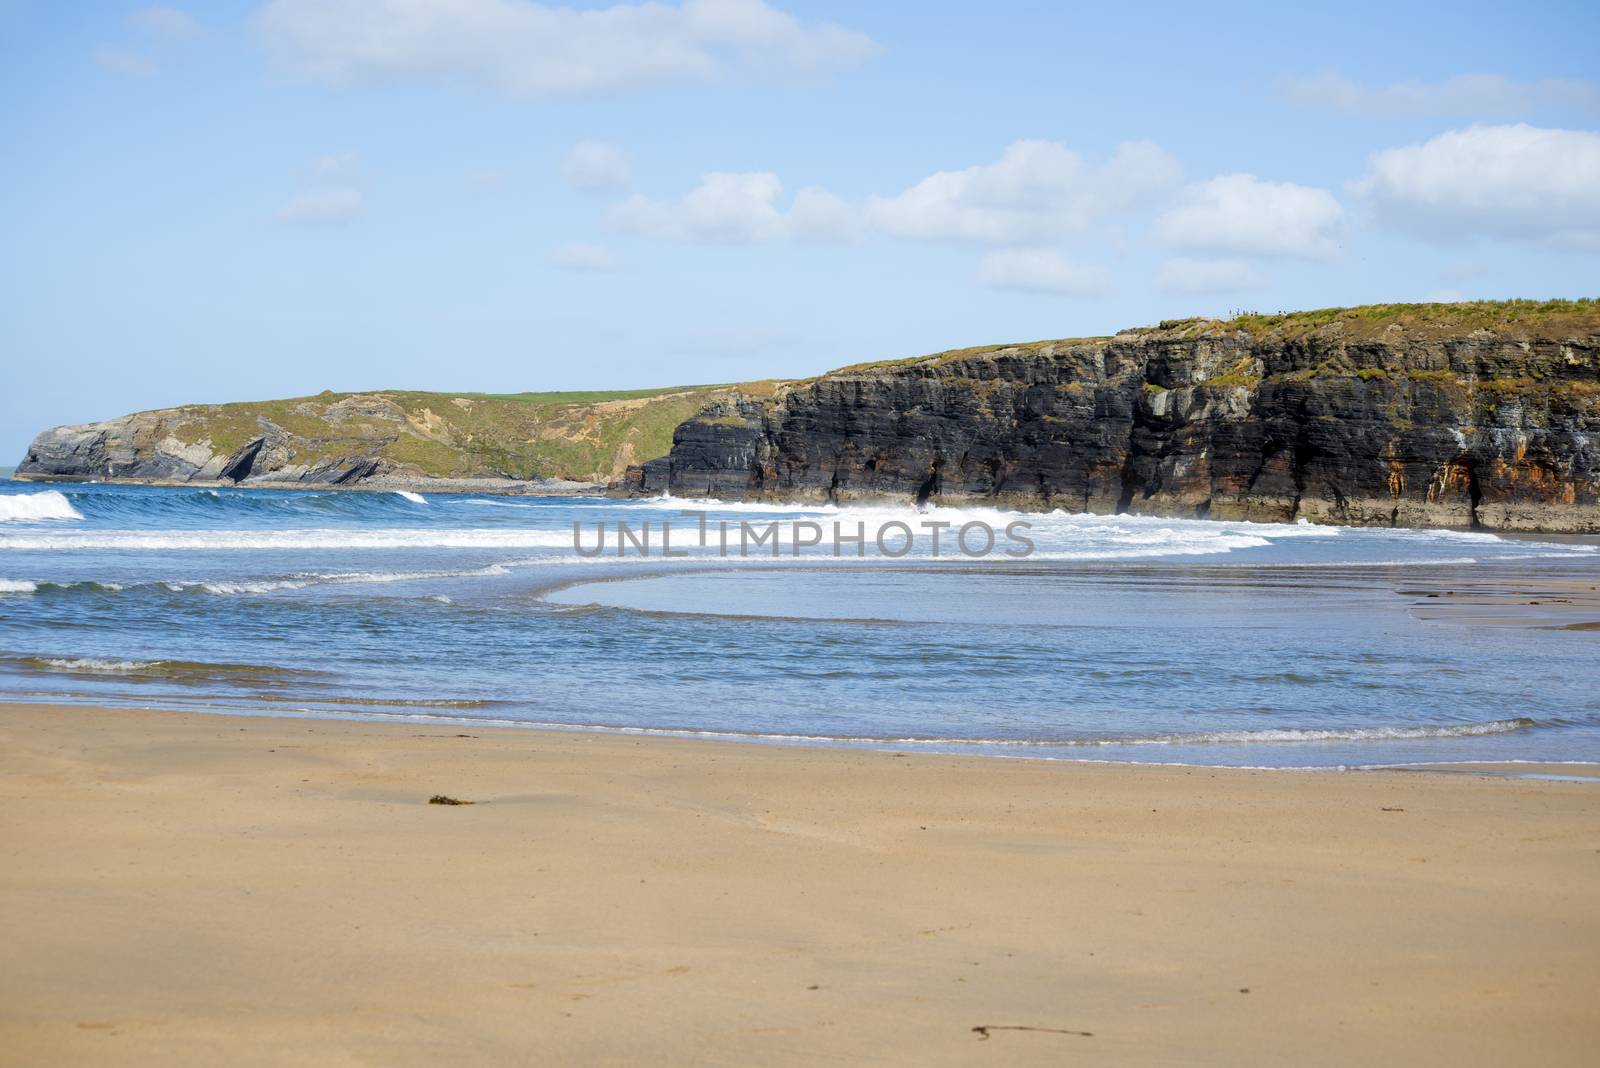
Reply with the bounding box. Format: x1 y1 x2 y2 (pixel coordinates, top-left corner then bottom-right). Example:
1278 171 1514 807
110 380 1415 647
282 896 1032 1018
619 301 1600 532
18 410 389 486
16 385 747 490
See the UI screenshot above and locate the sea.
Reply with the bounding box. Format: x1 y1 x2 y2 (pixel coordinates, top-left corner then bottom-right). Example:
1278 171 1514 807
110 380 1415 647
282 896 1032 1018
2 480 1597 769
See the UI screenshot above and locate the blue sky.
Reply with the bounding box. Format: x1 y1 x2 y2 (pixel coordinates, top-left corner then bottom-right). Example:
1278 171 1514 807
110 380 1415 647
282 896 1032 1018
3 0 1598 460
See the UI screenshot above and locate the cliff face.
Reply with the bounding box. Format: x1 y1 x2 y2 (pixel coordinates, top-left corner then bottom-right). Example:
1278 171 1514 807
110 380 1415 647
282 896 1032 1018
16 385 751 490
620 301 1600 532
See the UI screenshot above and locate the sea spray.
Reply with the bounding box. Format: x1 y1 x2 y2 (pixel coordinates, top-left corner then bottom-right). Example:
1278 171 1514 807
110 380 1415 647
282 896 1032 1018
0 490 83 522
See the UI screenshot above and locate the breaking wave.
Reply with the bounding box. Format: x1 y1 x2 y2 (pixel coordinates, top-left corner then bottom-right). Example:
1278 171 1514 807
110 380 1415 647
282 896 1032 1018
446 716 1542 748
4 655 328 683
12 566 511 596
0 528 576 551
36 657 159 673
0 490 83 522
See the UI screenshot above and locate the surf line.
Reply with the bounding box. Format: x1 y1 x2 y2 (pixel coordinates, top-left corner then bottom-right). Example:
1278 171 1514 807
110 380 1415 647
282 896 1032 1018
572 510 1036 559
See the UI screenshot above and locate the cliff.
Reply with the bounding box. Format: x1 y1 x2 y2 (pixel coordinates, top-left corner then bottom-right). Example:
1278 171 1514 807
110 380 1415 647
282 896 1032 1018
16 384 761 491
618 300 1600 532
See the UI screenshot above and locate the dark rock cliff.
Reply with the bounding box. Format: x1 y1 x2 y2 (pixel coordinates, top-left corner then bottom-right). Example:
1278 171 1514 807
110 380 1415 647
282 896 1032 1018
618 302 1600 532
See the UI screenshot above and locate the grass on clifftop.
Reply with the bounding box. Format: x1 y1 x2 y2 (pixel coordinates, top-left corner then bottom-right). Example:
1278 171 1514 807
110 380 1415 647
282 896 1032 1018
1216 298 1599 339
462 386 708 405
813 299 1598 379
162 382 777 482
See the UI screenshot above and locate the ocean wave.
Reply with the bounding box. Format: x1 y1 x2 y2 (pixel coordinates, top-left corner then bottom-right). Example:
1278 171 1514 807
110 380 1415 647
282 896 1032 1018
0 490 83 522
166 578 312 595
0 528 578 551
271 712 1540 749
167 564 511 595
4 655 330 682
452 498 539 509
36 657 159 673
5 566 510 596
392 490 428 505
153 565 513 595
484 716 1542 747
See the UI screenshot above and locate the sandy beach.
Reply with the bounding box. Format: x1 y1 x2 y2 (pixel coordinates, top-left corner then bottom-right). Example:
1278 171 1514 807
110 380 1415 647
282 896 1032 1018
1 703 1596 1066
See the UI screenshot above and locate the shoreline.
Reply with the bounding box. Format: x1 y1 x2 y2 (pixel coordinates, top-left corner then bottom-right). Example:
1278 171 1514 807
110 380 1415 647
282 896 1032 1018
3 701 1596 1065
7 695 1600 775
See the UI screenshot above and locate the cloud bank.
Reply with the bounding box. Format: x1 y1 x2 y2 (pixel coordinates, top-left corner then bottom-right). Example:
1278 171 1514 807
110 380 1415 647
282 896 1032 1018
867 140 1181 243
1350 124 1600 249
1155 174 1345 260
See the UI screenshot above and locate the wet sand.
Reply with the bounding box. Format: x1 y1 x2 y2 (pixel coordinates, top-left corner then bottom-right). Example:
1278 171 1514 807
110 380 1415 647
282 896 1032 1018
1 702 1596 1066
1397 573 1600 629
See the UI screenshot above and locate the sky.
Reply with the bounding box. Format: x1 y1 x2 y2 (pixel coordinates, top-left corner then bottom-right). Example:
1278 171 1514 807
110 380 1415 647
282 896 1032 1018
2 0 1598 461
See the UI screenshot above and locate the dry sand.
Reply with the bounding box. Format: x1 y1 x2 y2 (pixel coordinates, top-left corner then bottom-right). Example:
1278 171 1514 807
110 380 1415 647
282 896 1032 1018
1 702 1596 1066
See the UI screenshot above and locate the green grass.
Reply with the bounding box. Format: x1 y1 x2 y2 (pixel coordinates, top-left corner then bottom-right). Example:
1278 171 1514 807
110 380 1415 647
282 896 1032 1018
1218 298 1599 338
807 300 1596 383
826 337 1109 376
151 382 772 482
461 385 714 405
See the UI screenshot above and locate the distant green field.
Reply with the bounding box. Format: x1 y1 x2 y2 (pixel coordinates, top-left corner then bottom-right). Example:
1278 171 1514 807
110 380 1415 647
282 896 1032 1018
141 382 771 483
462 385 718 405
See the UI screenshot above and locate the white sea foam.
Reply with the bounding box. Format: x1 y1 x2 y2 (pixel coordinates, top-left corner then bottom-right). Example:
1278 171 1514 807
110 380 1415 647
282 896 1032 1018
310 714 1538 748
568 717 1541 747
40 657 160 673
171 579 312 595
0 490 83 522
165 564 512 594
0 578 38 593
392 491 427 505
0 529 579 551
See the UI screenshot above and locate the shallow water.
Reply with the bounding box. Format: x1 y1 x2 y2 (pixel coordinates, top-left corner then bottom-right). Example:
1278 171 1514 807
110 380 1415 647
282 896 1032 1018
2 481 1597 767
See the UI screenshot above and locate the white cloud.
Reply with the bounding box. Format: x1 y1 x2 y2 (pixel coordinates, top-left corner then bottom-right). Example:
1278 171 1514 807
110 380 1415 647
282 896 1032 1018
977 249 1109 296
562 142 631 193
130 6 199 39
867 139 1181 243
278 187 365 225
1154 174 1344 260
609 171 857 243
786 186 858 240
1157 257 1266 294
255 0 878 97
1282 72 1600 118
550 242 626 272
94 45 157 78
1350 124 1600 249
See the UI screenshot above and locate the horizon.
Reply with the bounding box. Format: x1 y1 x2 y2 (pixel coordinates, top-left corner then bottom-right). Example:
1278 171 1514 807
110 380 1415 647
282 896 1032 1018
4 1 1599 460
